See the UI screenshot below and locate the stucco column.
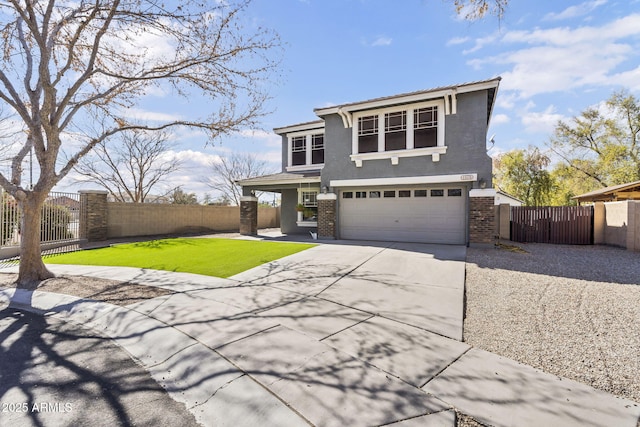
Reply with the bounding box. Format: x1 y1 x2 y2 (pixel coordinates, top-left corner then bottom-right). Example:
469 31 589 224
498 203 511 239
79 190 108 242
317 193 337 240
593 201 605 245
240 196 258 236
627 201 639 251
469 189 496 246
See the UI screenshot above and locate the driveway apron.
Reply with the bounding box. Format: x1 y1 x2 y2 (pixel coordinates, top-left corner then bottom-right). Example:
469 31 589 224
3 241 639 427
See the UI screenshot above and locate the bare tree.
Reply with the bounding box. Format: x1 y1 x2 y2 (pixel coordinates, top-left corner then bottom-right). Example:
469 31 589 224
204 152 273 206
74 130 180 202
0 106 23 165
0 0 280 287
448 0 508 20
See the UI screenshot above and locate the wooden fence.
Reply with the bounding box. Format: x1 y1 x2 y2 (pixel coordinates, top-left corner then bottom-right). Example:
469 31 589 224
511 206 594 245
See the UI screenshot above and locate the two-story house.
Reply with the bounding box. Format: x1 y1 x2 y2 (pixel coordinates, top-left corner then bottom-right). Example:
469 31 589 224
238 77 501 245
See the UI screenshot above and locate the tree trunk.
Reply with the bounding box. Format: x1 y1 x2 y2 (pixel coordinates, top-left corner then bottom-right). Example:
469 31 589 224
17 192 54 290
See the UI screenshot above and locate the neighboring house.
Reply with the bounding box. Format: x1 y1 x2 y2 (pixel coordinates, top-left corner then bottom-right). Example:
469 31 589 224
238 78 501 245
573 180 640 204
494 190 523 206
47 195 81 211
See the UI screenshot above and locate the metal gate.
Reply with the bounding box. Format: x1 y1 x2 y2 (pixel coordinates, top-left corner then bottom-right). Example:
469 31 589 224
511 206 594 245
1 190 82 248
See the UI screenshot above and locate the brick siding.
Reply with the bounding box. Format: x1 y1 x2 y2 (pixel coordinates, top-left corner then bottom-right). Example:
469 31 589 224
79 191 108 241
469 196 495 244
240 198 258 235
317 198 336 239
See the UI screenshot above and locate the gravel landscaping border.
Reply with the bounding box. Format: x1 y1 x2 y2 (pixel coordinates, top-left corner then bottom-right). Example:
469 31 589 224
464 242 640 404
0 273 174 306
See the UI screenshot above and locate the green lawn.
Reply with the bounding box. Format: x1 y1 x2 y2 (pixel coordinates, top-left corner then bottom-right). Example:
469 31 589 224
46 238 316 278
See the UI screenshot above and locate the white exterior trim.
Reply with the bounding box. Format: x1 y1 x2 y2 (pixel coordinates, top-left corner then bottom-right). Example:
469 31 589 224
286 128 325 138
350 146 447 166
469 188 497 198
296 221 318 227
317 193 337 201
330 173 477 188
286 129 325 169
317 89 455 118
274 121 324 134
350 99 446 165
286 164 324 172
314 78 500 118
239 177 321 187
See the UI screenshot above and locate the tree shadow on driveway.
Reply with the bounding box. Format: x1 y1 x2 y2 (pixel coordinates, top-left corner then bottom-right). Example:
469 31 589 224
0 306 199 427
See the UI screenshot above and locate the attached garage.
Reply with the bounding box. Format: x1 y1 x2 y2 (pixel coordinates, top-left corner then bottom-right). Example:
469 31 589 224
339 187 467 244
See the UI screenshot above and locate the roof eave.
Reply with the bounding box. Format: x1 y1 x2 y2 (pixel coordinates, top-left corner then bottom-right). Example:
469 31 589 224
314 77 501 116
273 120 324 135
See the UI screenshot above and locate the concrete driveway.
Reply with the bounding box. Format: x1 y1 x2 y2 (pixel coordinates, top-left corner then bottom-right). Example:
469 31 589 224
2 240 638 427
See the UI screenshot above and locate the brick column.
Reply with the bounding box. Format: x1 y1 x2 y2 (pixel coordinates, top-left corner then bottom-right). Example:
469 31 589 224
79 190 108 242
469 189 496 246
317 193 337 240
240 196 258 236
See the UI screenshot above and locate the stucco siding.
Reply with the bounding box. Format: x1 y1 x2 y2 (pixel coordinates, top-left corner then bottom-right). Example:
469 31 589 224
319 90 493 189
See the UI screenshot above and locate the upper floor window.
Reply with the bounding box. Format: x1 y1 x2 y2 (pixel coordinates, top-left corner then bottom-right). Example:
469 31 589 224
385 111 406 151
291 136 306 166
287 131 325 170
312 134 324 164
350 99 446 166
358 115 378 153
414 107 437 148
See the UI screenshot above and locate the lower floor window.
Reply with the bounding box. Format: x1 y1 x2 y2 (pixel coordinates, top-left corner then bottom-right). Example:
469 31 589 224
298 190 319 222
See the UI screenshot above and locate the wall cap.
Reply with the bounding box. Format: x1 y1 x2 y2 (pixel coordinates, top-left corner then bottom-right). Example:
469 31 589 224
317 193 337 201
78 189 108 195
240 196 258 202
469 189 496 198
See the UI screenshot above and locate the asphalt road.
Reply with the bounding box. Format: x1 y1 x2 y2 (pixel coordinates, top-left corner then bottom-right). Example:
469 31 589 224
0 307 200 427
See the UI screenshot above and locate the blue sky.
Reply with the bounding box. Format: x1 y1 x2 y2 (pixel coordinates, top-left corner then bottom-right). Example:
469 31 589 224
60 0 640 200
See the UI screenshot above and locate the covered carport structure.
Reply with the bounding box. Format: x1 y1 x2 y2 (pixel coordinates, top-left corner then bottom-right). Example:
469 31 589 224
573 180 640 204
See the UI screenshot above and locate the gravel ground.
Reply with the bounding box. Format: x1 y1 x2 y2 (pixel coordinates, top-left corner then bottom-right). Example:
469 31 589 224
0 273 174 306
464 242 640 404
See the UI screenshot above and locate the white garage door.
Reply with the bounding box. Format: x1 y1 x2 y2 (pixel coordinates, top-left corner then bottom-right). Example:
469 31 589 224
339 187 466 244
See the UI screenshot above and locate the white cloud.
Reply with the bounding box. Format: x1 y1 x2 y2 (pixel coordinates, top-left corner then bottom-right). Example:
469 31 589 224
609 66 640 92
492 114 511 125
255 150 282 164
495 92 517 110
521 105 566 134
446 36 469 46
468 14 640 98
236 129 282 147
122 108 184 122
543 0 608 22
167 149 220 167
463 33 500 54
371 36 392 47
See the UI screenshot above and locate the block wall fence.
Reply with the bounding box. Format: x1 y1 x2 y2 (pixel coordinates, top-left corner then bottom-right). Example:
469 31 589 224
80 191 279 241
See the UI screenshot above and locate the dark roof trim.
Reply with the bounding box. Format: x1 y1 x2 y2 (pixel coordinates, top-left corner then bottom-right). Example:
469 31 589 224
314 77 501 116
573 180 640 202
